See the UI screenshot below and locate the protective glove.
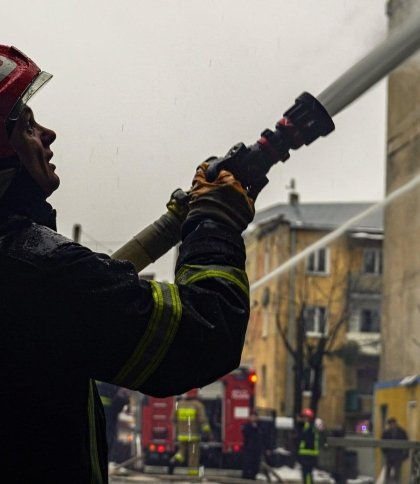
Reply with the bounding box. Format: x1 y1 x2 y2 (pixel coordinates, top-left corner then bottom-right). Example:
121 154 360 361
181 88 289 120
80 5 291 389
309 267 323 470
187 160 255 233
165 187 190 221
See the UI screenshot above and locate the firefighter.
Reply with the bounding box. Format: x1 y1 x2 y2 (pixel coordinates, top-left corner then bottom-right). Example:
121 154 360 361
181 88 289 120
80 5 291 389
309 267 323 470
96 382 130 461
296 408 320 484
0 45 254 483
169 390 210 476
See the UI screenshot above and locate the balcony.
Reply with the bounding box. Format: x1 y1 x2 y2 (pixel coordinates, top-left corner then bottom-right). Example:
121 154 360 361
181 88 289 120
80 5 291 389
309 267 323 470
346 332 381 356
348 274 382 295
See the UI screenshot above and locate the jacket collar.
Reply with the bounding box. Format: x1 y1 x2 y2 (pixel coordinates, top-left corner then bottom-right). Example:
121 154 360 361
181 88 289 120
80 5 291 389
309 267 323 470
0 163 57 231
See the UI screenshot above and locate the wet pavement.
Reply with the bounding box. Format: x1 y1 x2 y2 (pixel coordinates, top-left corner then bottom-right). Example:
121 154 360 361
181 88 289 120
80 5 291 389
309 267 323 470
109 468 264 483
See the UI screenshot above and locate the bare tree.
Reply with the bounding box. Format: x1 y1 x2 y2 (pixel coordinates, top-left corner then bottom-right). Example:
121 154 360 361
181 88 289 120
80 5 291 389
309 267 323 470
275 244 359 417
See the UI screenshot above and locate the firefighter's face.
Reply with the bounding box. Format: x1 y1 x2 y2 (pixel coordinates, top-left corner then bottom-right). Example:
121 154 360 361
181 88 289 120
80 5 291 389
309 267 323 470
9 107 59 197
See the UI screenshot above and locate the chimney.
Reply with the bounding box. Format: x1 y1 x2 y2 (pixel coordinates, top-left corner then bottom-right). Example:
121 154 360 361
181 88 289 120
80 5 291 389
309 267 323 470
287 178 299 206
289 191 299 206
72 223 82 243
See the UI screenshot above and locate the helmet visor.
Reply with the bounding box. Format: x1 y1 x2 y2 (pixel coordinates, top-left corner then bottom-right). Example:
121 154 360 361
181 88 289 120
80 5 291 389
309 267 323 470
8 70 53 123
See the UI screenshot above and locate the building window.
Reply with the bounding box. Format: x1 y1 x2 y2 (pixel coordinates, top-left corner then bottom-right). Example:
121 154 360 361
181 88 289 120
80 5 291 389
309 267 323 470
360 308 380 333
357 367 378 394
306 248 329 274
348 305 381 333
304 306 327 335
363 248 382 274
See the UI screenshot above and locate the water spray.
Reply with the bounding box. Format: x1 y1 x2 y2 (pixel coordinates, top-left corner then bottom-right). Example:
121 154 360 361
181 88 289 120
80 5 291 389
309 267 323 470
113 9 420 272
250 171 420 293
248 8 420 291
318 8 420 117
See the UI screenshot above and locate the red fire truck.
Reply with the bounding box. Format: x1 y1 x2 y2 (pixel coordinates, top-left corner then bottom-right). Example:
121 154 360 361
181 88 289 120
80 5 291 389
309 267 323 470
140 366 259 469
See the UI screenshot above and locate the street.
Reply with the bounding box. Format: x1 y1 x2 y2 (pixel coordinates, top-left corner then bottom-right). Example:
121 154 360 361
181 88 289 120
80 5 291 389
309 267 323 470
108 464 340 483
109 467 267 483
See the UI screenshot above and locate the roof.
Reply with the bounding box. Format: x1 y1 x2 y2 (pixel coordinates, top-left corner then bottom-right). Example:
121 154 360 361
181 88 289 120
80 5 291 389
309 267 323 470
375 375 420 390
251 201 383 232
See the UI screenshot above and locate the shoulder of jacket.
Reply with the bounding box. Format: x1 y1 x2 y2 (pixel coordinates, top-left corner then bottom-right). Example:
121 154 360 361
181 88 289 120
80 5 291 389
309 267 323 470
0 215 86 267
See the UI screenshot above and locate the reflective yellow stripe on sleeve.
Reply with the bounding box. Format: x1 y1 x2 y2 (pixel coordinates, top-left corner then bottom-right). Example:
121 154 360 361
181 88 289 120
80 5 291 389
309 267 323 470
176 264 249 296
111 281 182 389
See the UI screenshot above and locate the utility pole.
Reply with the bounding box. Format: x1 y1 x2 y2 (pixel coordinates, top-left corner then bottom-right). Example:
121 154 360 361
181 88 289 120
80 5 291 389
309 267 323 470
285 226 297 417
294 306 304 419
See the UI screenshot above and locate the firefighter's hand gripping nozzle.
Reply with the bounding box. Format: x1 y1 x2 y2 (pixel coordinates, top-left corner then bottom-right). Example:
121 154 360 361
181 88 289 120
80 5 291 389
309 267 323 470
206 92 335 200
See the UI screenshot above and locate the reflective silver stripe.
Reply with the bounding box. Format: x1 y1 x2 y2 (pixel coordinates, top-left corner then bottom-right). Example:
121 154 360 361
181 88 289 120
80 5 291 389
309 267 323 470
176 264 249 296
88 380 103 484
0 56 16 82
111 281 182 388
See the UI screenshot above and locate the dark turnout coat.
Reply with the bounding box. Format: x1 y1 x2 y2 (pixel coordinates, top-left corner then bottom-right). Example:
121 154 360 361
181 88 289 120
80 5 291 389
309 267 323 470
0 169 250 483
242 421 265 479
381 425 409 463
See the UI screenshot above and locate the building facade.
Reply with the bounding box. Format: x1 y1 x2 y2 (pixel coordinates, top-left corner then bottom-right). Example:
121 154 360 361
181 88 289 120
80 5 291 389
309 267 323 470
242 194 383 430
382 0 420 380
369 4 420 477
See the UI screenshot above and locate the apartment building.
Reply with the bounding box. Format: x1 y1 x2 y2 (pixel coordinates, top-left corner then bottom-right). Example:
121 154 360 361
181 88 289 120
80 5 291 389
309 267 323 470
242 192 383 430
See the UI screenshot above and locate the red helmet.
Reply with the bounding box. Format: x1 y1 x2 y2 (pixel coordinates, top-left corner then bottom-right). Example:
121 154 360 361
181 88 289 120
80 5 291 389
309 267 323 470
184 389 199 398
0 45 52 158
301 408 315 420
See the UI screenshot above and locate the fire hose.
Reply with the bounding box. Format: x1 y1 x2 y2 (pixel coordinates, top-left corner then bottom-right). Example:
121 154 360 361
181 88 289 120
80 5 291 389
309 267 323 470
111 188 189 271
112 9 420 273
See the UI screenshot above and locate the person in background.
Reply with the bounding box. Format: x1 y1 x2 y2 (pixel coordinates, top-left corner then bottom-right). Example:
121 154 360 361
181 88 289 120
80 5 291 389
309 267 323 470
241 409 265 480
296 408 319 484
169 390 211 476
381 417 408 483
96 382 130 461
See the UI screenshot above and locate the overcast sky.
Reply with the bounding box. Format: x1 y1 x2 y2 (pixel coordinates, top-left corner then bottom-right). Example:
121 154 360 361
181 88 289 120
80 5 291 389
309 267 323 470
4 0 388 279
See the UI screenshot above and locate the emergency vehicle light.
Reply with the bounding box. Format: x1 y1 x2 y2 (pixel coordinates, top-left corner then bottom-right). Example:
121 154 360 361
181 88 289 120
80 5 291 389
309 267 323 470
248 372 257 384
